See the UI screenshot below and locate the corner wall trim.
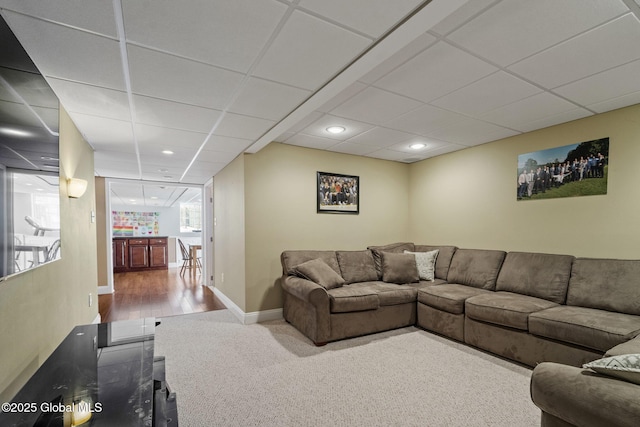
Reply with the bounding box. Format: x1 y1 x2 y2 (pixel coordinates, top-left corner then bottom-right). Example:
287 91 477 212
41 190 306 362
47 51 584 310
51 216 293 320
93 314 101 324
211 287 283 325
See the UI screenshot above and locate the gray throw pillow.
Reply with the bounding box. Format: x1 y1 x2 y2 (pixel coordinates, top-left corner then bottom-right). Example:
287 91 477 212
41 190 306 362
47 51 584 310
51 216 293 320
381 252 419 284
292 258 345 289
336 250 378 284
404 249 439 281
583 354 640 385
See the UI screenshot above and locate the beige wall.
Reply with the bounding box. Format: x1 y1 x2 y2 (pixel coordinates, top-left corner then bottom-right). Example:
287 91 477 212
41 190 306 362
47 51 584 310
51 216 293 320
214 155 246 311
0 107 98 401
409 104 640 258
243 143 410 313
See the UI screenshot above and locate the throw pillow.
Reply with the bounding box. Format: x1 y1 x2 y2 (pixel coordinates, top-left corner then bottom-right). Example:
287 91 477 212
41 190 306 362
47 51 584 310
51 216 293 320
292 258 345 290
404 249 439 281
336 250 378 284
583 354 640 385
380 252 419 284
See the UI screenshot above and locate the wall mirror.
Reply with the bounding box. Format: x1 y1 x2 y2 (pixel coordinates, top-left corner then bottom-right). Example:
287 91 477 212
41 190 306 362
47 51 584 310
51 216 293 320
0 15 61 280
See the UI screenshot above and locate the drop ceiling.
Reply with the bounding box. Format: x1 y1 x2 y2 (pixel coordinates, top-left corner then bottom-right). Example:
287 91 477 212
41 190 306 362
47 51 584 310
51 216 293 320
1 0 640 187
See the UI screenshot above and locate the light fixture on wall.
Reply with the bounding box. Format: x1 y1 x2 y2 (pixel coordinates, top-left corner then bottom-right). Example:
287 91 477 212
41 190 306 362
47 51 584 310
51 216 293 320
67 177 88 198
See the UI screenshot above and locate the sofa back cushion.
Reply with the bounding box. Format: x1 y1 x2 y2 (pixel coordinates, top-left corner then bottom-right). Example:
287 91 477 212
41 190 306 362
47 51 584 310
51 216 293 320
567 258 640 315
447 249 506 290
496 252 574 304
414 245 457 280
336 250 378 284
367 242 415 278
281 250 341 276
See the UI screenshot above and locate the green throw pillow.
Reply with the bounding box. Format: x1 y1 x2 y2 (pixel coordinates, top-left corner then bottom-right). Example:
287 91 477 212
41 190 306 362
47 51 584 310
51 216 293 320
583 354 640 385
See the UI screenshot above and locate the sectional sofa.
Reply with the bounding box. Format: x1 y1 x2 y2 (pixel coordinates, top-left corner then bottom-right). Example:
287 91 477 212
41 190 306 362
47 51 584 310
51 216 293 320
280 242 640 426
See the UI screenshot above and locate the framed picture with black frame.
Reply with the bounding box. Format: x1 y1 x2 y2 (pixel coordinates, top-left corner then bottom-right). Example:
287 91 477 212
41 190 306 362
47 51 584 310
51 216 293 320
317 171 359 214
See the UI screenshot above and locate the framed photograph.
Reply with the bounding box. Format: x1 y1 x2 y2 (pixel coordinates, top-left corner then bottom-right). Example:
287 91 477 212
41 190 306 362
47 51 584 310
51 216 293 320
317 171 359 214
517 137 609 201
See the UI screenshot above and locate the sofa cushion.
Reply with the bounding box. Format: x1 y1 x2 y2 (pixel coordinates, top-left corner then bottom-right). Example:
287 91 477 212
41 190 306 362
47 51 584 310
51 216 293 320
281 250 341 276
567 258 640 316
380 252 419 284
496 252 574 304
368 242 415 278
336 250 378 284
404 250 438 281
342 281 417 306
418 284 492 315
292 258 345 290
607 336 640 357
414 245 457 280
465 292 559 331
327 285 379 313
446 248 506 290
583 354 640 385
529 306 640 352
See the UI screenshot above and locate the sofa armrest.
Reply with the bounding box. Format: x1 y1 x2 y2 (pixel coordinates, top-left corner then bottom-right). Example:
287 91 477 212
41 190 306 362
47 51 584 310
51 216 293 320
531 362 640 427
282 275 329 307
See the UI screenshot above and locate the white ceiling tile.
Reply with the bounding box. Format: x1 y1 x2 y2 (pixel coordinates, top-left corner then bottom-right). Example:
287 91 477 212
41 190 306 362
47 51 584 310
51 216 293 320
430 0 497 36
554 58 640 107
317 81 367 113
345 127 418 148
94 150 138 166
284 134 339 150
195 149 239 164
299 0 422 38
358 32 437 85
68 113 135 152
228 77 311 121
252 10 370 90
509 13 640 88
48 78 130 121
516 109 593 133
133 95 222 133
328 142 379 156
2 11 125 90
122 0 287 72
365 149 411 162
386 137 450 154
274 132 295 143
286 111 324 133
136 147 193 164
127 45 244 110
375 42 497 103
330 87 422 125
95 167 140 180
428 117 520 146
213 112 275 140
448 0 629 66
187 161 228 176
587 91 640 114
203 135 253 153
0 0 118 37
135 124 207 152
300 114 374 141
431 71 542 116
384 104 467 135
181 173 219 185
480 92 590 131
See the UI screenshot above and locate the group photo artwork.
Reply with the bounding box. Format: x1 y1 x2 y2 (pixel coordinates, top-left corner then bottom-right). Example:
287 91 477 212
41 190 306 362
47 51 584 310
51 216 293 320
517 137 609 201
317 171 359 214
112 211 160 236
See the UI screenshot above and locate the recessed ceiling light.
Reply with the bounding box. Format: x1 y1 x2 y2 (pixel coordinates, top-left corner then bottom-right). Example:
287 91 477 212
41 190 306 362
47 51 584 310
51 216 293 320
326 126 346 134
409 143 426 150
158 168 169 173
150 196 158 200
129 199 136 202
162 150 174 155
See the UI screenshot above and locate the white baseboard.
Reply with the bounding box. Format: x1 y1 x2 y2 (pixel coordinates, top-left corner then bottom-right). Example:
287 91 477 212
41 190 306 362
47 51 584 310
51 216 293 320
211 287 283 325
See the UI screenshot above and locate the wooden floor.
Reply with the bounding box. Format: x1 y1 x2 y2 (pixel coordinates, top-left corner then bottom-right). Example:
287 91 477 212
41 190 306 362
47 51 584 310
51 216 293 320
99 267 226 323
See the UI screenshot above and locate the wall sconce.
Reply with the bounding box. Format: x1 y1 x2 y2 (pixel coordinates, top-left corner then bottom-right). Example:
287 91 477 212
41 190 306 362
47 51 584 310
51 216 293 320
67 178 88 198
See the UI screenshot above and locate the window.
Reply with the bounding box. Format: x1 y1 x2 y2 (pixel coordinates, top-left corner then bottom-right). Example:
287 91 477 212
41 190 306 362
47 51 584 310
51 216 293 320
180 202 201 233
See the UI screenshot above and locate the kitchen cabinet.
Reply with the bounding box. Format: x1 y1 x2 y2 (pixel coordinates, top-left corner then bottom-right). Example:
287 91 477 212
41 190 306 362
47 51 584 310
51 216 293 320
113 237 168 272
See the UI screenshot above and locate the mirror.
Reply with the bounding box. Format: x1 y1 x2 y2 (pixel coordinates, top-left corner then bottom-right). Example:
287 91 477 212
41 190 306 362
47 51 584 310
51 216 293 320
0 15 61 280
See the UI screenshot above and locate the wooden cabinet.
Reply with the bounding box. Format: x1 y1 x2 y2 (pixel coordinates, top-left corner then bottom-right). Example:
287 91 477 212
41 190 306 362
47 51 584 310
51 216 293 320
113 237 168 272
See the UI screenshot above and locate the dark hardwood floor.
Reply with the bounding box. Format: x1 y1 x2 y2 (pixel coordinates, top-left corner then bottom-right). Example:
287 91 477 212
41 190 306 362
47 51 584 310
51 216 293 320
99 267 226 323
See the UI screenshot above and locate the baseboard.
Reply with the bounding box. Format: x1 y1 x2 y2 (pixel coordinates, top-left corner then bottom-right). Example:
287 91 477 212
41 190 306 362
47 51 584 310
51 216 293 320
211 287 283 325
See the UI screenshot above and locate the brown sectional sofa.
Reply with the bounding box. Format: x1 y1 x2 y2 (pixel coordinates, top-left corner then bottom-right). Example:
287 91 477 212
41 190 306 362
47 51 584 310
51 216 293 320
281 243 640 426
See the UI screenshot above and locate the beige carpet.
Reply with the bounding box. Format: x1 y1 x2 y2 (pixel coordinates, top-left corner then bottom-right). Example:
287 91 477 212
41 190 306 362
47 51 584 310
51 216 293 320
154 310 540 426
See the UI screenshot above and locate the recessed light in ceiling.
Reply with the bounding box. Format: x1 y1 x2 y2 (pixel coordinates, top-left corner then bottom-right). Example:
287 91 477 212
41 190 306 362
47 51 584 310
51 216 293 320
409 143 426 150
150 196 158 200
326 126 346 134
162 150 174 155
158 168 169 173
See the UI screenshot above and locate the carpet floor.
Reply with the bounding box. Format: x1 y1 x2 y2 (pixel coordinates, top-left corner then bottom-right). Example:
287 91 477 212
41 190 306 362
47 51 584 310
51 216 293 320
154 310 540 426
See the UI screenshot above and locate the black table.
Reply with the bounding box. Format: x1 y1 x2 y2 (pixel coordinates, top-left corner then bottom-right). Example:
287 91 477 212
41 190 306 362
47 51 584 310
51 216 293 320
0 318 177 426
